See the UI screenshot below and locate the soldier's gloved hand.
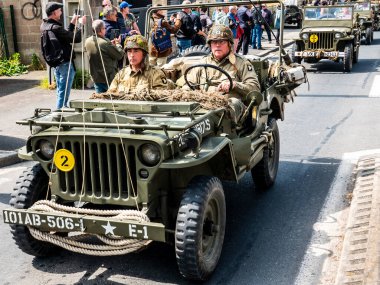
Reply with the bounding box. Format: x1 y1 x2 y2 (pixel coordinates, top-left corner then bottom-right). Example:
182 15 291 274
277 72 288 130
217 80 236 93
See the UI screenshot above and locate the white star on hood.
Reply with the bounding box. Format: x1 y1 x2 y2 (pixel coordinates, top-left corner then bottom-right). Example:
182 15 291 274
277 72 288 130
102 221 117 235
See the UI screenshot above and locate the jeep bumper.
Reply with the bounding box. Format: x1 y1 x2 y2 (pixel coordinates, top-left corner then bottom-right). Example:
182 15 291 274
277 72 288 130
3 209 166 242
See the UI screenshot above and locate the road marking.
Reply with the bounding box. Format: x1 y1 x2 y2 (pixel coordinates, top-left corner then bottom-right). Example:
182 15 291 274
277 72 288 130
369 75 380 97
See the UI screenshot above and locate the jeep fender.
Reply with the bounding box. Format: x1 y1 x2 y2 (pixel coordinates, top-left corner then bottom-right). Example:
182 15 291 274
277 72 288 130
160 136 237 181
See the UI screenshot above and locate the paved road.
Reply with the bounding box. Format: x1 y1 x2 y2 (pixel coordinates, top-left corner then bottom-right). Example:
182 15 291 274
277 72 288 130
0 31 380 285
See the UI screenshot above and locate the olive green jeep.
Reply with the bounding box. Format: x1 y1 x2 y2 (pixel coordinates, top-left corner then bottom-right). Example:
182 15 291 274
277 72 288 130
292 5 361 72
354 1 375 44
2 0 307 281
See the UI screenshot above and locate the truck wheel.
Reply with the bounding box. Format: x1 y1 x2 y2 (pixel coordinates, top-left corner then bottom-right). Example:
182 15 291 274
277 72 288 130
251 117 280 191
343 43 353 72
182 45 210 57
365 27 372 45
175 176 226 281
291 43 302 64
9 164 60 257
353 46 359 64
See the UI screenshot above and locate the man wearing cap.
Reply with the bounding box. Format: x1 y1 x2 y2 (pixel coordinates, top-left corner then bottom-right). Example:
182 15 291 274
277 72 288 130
85 19 125 93
40 2 86 109
119 1 141 35
176 0 196 54
108 35 172 94
182 25 260 122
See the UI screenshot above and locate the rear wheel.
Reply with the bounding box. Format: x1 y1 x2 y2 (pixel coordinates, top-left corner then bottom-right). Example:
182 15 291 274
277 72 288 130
9 164 60 257
175 176 226 281
343 43 353 72
251 117 280 191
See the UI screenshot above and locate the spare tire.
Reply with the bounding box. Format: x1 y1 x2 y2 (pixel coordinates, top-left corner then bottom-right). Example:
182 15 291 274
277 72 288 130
182 45 210 57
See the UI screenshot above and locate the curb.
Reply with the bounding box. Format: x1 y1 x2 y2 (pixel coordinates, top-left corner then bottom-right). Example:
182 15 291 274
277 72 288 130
335 154 380 285
257 40 295 57
0 151 23 168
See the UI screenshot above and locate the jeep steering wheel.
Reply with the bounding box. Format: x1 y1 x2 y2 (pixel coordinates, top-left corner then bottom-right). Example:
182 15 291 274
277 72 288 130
184 64 234 93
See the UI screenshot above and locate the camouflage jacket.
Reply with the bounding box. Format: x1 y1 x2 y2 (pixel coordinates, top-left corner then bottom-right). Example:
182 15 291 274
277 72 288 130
108 64 170 94
183 52 261 102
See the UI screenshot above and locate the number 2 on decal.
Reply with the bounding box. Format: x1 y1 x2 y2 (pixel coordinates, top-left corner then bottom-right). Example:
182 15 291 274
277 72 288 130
61 155 69 167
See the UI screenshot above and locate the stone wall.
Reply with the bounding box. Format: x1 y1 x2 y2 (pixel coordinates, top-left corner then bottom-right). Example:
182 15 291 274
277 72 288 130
0 0 100 64
0 0 43 63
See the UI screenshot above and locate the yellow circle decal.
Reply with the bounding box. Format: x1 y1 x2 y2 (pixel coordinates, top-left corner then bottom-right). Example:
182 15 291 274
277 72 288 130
54 149 75 172
309 34 319 43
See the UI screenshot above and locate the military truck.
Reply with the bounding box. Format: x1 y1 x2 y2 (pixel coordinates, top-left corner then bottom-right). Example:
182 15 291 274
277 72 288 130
354 1 375 44
2 1 307 281
292 5 361 72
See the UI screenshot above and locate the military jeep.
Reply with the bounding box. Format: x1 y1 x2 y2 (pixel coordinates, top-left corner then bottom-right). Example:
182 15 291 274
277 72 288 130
292 5 361 72
2 0 307 281
353 1 375 44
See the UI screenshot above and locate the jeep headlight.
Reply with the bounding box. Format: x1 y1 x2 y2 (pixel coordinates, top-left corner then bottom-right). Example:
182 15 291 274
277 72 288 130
335 33 342 39
37 139 54 160
138 143 161 166
302 33 309 40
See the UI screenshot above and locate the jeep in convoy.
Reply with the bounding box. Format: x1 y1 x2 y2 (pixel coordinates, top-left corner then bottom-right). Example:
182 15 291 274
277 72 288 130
292 5 361 72
354 1 375 44
2 1 307 281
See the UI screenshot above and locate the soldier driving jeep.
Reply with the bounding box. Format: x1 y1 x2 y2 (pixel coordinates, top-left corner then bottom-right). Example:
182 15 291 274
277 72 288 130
180 25 261 122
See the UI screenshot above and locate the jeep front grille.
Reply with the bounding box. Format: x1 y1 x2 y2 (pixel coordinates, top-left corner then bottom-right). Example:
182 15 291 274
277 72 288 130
307 32 334 49
56 139 137 204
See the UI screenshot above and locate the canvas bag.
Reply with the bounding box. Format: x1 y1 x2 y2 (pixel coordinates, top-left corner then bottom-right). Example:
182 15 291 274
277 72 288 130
151 19 172 53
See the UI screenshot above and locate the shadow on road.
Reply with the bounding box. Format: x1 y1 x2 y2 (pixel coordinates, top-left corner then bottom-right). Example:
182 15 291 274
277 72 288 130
0 79 41 98
0 135 26 150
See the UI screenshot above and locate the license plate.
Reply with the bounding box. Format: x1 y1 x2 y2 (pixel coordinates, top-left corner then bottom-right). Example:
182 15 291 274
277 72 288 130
323 51 338 57
302 51 315 57
3 210 85 231
3 209 166 241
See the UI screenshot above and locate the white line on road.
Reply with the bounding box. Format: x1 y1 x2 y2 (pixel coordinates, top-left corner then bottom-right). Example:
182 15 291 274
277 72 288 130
369 75 380 97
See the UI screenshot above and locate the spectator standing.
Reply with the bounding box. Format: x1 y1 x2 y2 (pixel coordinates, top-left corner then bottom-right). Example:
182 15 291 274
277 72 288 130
190 7 207 45
251 4 263 49
261 4 272 43
227 6 239 50
40 2 86 109
85 20 125 93
149 8 181 66
101 0 127 34
215 6 230 26
236 5 252 55
274 5 283 46
103 6 134 47
176 0 196 54
200 7 213 33
119 1 141 34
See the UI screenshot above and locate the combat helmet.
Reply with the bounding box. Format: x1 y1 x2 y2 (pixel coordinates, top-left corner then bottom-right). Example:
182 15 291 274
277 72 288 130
207 25 234 45
124 35 148 53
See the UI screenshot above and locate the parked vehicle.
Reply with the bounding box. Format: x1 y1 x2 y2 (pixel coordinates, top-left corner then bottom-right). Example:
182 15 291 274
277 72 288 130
285 5 303 28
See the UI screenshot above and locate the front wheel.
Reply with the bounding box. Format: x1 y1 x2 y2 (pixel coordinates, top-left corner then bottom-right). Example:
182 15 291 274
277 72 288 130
251 117 280 191
175 176 226 281
9 164 60 257
365 27 372 45
353 45 359 64
343 43 353 72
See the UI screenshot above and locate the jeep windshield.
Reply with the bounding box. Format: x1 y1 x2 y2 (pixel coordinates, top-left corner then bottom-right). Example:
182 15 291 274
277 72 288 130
354 2 371 11
304 6 353 20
